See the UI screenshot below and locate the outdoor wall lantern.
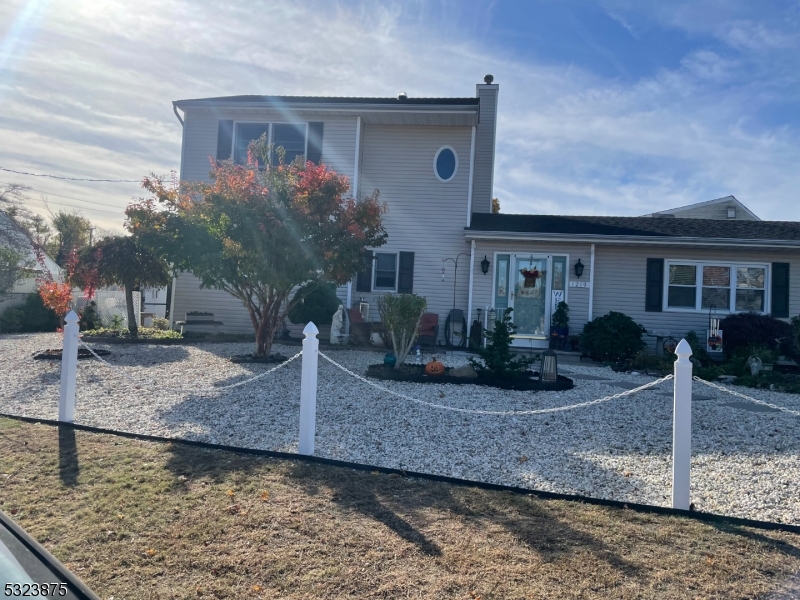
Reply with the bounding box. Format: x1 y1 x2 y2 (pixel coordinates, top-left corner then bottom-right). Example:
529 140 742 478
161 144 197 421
481 255 490 275
574 258 585 278
539 349 558 383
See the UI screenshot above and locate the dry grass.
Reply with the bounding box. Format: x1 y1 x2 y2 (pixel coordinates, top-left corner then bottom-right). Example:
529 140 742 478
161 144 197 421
1 417 799 599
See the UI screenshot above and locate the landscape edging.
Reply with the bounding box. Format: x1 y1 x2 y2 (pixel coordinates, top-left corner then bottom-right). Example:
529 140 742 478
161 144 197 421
2 411 799 536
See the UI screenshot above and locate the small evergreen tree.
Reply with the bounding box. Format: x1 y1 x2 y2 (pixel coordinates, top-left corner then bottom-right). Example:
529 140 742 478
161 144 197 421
469 308 534 378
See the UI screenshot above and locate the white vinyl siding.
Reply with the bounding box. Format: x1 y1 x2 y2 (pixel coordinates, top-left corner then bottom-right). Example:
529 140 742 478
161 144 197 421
591 247 799 350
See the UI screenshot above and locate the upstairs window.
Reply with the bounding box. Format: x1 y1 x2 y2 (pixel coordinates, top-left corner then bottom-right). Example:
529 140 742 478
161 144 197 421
232 122 307 166
272 123 307 165
234 123 269 164
434 146 458 182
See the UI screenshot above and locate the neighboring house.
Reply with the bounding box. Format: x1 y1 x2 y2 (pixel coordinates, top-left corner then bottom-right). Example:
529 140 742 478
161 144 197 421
170 77 800 350
643 195 760 221
0 212 61 314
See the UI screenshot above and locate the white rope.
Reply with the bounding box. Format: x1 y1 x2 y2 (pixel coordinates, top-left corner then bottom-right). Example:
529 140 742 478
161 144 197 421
318 351 673 416
78 339 302 394
693 376 800 417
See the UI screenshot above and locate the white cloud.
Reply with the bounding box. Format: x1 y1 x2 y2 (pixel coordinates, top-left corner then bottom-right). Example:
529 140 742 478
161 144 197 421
0 0 799 231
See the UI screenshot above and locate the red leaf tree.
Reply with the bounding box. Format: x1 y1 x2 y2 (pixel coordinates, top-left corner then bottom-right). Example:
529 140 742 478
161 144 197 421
128 144 387 357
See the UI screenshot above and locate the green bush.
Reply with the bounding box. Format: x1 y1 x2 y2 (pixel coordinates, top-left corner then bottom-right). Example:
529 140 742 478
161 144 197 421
81 327 182 339
288 283 341 326
718 312 797 360
79 301 101 331
631 349 675 375
580 311 646 363
470 308 535 378
0 293 60 333
151 317 170 330
684 330 710 365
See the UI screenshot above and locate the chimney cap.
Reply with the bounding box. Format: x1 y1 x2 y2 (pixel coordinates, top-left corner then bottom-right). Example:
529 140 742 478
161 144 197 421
398 91 407 100
483 74 494 84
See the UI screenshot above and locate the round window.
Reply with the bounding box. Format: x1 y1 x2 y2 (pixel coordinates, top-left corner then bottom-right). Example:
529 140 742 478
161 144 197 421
434 146 458 182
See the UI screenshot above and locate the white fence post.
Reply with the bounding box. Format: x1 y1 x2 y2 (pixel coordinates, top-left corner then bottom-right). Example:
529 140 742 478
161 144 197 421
59 310 80 423
298 322 319 455
672 338 693 510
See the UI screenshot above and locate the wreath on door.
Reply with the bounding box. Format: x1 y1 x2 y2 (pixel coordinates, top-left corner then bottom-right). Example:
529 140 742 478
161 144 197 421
520 267 541 288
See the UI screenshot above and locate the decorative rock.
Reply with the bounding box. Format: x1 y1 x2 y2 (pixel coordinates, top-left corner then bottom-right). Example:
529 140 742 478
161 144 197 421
450 364 478 379
2 332 800 525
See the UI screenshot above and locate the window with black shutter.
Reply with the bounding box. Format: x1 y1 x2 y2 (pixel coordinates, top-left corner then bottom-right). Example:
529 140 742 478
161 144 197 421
216 120 234 161
356 251 373 293
645 258 664 312
307 122 324 165
398 252 414 294
771 262 790 318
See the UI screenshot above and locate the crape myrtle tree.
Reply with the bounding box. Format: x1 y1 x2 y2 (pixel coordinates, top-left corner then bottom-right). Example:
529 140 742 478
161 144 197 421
74 236 171 336
127 140 387 357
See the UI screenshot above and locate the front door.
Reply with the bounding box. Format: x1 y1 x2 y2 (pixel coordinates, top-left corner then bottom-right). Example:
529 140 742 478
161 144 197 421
509 255 551 348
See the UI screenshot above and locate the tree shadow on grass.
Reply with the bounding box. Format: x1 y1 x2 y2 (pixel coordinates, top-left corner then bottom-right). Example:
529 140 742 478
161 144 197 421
58 425 79 486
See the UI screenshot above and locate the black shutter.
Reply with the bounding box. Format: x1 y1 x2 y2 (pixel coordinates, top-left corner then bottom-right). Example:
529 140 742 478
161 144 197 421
307 122 324 164
356 250 373 293
645 258 664 312
216 120 234 161
771 262 790 318
398 252 414 294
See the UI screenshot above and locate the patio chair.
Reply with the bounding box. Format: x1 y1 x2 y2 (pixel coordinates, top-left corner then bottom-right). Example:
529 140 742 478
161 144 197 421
416 312 439 352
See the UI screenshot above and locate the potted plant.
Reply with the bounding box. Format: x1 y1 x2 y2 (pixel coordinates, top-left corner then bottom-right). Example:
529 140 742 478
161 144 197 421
551 301 569 341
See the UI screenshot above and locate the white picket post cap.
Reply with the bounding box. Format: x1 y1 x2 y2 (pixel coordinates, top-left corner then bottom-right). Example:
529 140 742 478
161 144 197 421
675 339 692 360
64 310 79 325
303 322 319 337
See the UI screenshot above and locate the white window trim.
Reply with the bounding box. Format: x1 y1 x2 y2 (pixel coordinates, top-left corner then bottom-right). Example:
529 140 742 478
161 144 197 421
372 252 398 291
662 259 770 314
232 121 309 165
433 145 459 182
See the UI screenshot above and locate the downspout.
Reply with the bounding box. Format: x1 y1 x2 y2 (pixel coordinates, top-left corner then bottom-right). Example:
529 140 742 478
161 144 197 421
466 125 476 226
588 244 595 322
168 276 178 330
172 104 184 126
467 239 476 339
353 115 361 199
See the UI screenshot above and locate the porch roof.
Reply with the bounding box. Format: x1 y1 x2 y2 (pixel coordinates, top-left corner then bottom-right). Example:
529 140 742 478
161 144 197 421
465 213 800 249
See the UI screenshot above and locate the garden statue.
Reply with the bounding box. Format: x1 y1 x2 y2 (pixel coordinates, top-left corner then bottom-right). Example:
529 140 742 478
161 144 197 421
747 356 763 377
330 304 344 344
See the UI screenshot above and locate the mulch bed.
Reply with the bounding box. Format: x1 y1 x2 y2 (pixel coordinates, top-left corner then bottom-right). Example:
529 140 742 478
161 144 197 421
366 363 573 391
32 348 111 361
229 353 289 364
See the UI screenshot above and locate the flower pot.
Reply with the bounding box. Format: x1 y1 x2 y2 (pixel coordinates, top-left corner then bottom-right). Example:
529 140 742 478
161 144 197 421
384 353 397 366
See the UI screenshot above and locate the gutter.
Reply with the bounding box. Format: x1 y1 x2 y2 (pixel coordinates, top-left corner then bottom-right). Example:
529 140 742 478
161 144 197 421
463 230 800 249
172 101 479 115
172 104 184 126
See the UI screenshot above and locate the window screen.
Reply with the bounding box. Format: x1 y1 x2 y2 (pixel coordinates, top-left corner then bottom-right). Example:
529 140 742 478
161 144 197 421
234 123 269 165
272 124 306 165
374 253 397 290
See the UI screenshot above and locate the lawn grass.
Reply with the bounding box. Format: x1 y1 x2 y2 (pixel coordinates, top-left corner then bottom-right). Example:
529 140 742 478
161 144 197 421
1 417 799 599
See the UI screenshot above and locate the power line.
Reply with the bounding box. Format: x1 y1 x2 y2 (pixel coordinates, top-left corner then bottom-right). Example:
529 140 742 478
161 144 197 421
0 166 139 183
0 180 134 210
27 196 125 217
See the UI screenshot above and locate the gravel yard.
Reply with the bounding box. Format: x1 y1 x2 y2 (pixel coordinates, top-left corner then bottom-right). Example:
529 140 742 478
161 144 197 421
1 332 799 525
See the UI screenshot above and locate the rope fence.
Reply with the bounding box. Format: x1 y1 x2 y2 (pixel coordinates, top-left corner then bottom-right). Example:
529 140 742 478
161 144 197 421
693 376 800 417
319 351 674 416
78 339 302 394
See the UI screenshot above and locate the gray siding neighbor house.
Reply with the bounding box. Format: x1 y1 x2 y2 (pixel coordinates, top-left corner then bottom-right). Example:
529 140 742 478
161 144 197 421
170 76 800 351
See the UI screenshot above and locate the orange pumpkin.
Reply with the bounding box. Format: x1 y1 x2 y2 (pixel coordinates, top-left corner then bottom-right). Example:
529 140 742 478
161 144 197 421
425 359 445 376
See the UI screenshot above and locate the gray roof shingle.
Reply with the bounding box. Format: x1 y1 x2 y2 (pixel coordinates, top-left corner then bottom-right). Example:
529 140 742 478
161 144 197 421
467 213 800 242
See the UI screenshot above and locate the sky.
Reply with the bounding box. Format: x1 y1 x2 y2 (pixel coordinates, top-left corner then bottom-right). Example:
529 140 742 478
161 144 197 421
0 0 798 231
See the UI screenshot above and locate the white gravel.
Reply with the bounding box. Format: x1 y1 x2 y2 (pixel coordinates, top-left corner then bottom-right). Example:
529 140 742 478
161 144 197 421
1 332 799 525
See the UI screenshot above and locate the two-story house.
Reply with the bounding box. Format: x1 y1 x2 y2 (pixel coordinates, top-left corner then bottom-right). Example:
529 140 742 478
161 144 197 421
170 76 800 352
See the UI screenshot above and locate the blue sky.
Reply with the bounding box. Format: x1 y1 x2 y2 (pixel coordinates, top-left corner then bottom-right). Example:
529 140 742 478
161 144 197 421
0 0 798 229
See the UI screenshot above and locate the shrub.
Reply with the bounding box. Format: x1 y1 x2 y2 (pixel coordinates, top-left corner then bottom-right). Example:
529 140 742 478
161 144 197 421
684 330 710 365
580 311 646 363
79 301 100 331
631 349 675 376
377 294 427 368
551 301 569 329
470 308 535 379
288 283 341 326
81 327 182 339
718 312 797 360
0 293 60 333
151 317 170 330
